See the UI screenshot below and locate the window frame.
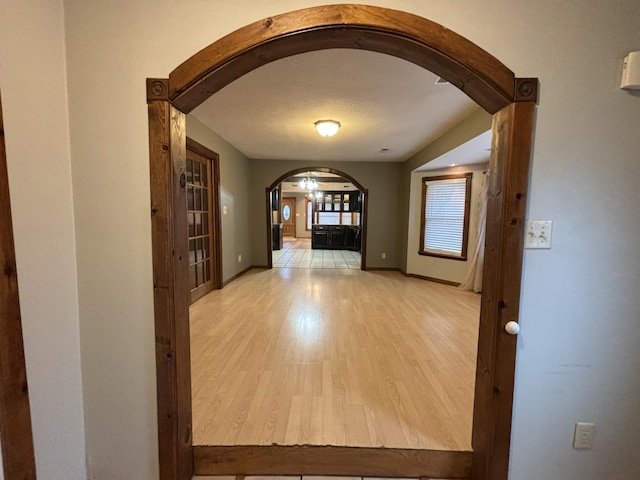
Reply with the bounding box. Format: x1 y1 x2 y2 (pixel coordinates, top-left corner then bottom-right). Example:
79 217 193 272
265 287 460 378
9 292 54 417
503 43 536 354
419 172 473 261
305 197 313 231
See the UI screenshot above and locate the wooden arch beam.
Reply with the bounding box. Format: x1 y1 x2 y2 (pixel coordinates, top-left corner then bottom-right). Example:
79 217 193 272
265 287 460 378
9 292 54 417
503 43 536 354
169 4 517 114
267 165 367 193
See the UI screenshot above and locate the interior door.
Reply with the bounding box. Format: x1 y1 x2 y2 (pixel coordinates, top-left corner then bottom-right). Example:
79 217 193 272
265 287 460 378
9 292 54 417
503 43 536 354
281 197 296 237
186 148 216 303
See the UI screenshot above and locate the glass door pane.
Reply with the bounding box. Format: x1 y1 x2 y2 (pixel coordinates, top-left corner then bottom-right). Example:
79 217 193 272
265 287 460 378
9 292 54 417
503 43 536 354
186 150 212 300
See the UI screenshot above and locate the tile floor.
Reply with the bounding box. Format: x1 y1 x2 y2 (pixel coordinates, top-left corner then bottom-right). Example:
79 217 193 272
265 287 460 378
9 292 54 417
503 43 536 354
272 238 361 269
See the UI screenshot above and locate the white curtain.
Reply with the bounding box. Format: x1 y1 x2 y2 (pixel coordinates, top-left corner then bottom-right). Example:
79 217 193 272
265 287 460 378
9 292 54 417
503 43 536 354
458 171 488 293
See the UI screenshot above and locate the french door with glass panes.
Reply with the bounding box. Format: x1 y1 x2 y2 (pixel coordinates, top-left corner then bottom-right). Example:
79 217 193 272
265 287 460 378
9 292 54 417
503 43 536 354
186 146 218 303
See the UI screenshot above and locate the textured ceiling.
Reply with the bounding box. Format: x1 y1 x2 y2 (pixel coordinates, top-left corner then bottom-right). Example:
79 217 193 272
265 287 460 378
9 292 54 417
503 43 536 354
190 49 480 163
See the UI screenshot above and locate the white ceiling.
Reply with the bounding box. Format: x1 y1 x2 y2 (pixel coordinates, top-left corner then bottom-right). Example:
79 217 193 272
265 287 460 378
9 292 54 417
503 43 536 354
191 48 482 164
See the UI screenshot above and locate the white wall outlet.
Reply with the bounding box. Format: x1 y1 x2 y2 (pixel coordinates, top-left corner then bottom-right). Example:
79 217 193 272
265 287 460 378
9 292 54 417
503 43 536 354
381 252 386 259
237 254 242 263
223 205 228 215
525 220 552 249
573 422 595 449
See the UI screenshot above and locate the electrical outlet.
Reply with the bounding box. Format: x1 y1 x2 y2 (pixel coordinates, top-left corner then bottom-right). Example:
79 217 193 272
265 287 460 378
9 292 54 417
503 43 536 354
525 220 552 249
237 254 242 263
381 252 386 259
573 422 594 449
223 205 228 215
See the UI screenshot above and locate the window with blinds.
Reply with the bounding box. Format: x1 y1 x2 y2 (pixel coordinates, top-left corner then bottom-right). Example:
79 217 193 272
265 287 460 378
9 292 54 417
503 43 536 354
419 172 472 260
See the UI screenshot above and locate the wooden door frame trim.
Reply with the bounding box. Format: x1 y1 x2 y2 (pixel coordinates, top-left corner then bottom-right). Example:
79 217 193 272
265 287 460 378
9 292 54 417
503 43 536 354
266 166 368 271
0 91 37 478
146 5 537 480
167 5 524 114
193 445 472 478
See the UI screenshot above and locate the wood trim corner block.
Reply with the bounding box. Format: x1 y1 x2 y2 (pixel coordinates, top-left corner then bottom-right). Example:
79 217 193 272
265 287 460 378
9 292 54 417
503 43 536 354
147 78 170 103
514 78 539 102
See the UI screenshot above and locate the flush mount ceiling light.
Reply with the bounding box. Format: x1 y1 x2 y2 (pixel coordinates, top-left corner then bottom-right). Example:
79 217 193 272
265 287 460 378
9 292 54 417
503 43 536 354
314 120 341 137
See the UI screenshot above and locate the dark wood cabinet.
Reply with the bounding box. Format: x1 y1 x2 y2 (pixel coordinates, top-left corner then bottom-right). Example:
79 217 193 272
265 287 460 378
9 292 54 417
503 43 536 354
329 226 346 246
311 227 330 248
349 191 362 212
312 225 360 251
314 191 361 212
346 225 360 250
310 190 362 251
272 223 283 250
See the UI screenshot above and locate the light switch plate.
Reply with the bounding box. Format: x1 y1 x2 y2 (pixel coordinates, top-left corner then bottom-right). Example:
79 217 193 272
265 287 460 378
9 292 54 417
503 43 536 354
574 422 595 449
525 220 552 249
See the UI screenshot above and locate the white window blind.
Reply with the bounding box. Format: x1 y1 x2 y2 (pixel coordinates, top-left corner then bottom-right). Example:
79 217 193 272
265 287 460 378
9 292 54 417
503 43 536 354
423 178 466 255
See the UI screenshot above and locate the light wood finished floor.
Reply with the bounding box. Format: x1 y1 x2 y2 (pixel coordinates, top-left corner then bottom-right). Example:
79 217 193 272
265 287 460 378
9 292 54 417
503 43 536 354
190 268 480 451
194 477 421 480
194 477 420 480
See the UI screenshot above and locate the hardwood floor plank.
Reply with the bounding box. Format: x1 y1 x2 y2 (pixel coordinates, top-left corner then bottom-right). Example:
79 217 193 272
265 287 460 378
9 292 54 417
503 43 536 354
191 268 480 451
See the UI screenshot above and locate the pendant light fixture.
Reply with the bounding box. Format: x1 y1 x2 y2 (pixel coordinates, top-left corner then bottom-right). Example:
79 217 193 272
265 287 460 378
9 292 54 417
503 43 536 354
299 177 318 190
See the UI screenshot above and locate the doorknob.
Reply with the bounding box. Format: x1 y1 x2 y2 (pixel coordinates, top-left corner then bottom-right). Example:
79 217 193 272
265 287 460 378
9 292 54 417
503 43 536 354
505 321 520 335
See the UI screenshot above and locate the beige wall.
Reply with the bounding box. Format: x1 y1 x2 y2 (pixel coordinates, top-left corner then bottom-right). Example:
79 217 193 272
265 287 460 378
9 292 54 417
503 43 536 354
0 1 86 479
293 193 311 238
399 107 492 269
406 163 488 283
186 115 252 282
0 1 638 479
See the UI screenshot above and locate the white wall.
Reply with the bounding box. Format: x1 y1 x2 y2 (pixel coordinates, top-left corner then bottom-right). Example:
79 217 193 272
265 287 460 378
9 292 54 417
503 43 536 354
407 164 487 283
0 1 86 478
0 0 637 479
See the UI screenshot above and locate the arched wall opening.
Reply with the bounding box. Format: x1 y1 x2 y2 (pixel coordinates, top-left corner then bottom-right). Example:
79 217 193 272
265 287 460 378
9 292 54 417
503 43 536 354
265 166 369 270
146 5 537 480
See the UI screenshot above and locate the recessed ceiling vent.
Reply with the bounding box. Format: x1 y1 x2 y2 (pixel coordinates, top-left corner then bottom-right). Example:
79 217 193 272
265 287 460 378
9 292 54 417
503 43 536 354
434 77 450 85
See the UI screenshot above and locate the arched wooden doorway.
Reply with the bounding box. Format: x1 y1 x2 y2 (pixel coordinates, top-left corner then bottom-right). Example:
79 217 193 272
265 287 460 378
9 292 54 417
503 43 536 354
265 166 369 270
146 5 537 480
